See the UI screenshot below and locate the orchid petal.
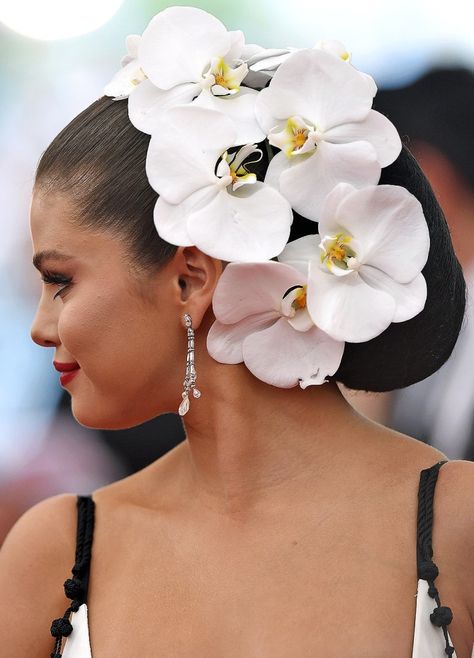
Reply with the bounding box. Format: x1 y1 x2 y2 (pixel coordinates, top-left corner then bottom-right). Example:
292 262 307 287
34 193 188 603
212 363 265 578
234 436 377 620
317 182 355 225
359 266 427 322
153 188 211 247
186 182 292 262
211 84 233 96
240 43 264 60
242 69 273 90
244 46 293 69
286 307 315 332
146 134 215 205
278 234 321 276
361 72 377 97
124 34 141 61
104 58 145 100
138 6 231 89
212 261 304 324
314 39 351 62
128 79 200 134
307 261 396 342
145 106 236 204
327 184 430 281
248 50 294 72
262 150 289 192
242 318 344 388
256 49 374 132
324 110 401 167
273 140 380 221
207 312 277 364
193 86 266 144
226 30 245 62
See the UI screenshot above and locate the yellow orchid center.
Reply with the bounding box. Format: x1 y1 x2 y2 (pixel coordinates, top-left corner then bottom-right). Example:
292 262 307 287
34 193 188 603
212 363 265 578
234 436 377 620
217 144 262 191
320 232 357 273
291 285 307 311
294 129 308 149
214 72 226 87
286 117 311 155
268 115 320 159
225 151 256 186
211 58 240 93
281 284 308 318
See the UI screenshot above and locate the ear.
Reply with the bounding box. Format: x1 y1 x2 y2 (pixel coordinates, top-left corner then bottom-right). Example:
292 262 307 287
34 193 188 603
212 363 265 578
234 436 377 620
171 246 224 329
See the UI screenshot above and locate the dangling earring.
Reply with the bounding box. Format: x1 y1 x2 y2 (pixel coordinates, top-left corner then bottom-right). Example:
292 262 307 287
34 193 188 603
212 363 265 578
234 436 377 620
178 313 201 416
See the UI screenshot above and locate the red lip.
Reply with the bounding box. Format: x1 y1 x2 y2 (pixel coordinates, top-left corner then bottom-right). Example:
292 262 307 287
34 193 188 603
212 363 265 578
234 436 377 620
59 368 80 386
53 360 80 372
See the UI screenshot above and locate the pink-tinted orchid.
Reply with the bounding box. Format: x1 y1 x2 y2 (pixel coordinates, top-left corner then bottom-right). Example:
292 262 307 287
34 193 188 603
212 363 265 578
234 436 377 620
207 261 345 387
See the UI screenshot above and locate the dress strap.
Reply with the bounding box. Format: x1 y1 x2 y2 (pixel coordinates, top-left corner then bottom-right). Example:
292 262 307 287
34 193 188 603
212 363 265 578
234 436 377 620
49 494 95 658
416 460 455 657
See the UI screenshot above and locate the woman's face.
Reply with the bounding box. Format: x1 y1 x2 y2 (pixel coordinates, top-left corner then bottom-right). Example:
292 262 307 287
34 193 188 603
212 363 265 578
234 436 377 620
29 190 185 429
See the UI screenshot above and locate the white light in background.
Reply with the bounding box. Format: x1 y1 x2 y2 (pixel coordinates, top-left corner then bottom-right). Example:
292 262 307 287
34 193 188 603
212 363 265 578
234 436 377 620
258 0 474 84
0 0 124 40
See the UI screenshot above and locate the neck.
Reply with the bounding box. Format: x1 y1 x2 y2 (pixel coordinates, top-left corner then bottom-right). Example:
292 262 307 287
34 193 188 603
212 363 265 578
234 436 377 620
170 344 372 517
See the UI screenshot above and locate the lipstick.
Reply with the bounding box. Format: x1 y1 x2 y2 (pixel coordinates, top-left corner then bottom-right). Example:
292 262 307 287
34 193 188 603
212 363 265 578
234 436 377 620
53 360 81 386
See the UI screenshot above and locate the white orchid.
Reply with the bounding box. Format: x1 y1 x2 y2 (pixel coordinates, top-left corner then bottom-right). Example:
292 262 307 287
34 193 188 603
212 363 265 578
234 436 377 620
146 106 293 262
103 34 147 100
255 48 401 221
207 261 345 387
278 183 430 343
242 39 376 95
240 44 297 89
116 6 265 144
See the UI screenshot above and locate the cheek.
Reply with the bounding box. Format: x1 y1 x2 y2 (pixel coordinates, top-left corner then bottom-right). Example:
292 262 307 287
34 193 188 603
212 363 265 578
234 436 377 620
59 289 151 368
57 287 182 403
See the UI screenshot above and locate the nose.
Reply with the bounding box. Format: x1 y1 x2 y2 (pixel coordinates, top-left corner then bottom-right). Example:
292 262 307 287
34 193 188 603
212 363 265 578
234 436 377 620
30 297 60 348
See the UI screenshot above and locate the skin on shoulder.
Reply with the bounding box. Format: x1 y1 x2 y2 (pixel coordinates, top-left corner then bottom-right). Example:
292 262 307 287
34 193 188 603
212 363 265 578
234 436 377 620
0 493 79 658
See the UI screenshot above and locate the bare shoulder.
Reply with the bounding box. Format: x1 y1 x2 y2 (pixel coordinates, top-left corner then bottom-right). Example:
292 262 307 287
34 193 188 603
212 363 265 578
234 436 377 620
0 493 79 658
367 427 474 647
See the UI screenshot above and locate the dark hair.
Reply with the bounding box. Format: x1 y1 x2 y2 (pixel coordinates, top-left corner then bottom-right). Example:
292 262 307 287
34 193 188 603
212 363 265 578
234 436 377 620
35 95 467 392
330 148 467 391
35 96 177 279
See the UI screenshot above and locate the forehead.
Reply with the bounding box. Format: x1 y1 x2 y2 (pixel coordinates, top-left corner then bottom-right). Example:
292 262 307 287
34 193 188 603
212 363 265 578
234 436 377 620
31 191 85 244
30 190 122 267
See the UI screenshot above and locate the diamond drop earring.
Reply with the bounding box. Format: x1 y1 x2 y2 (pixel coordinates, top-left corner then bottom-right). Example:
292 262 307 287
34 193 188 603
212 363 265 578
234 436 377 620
178 313 201 416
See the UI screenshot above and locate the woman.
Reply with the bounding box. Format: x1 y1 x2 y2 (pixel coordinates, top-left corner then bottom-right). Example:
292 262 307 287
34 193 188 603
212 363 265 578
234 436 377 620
0 7 473 657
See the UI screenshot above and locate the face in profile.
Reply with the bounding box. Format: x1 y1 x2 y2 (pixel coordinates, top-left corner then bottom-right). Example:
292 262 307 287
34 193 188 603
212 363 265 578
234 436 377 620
29 190 184 430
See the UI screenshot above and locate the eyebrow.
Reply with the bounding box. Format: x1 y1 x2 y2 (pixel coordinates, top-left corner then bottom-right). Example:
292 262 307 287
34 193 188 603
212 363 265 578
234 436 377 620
32 249 75 271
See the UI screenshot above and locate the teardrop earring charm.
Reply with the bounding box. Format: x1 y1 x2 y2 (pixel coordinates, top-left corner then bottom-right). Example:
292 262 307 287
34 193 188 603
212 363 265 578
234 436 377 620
178 313 201 416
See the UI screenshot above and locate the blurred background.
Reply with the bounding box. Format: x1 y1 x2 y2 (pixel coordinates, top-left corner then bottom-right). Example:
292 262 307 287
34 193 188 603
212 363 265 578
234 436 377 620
1 0 473 544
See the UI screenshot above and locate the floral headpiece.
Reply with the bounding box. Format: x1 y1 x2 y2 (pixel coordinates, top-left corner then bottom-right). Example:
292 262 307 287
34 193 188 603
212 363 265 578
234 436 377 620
104 6 430 390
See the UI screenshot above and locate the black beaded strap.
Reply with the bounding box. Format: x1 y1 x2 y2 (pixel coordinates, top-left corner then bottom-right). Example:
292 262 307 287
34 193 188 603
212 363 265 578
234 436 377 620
416 460 455 657
50 495 95 658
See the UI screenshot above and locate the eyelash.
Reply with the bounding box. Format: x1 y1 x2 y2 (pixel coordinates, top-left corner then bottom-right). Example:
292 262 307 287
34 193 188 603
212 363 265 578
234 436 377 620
41 270 73 300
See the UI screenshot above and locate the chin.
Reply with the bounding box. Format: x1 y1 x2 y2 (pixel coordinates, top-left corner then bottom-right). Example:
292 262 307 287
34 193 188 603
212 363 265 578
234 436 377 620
70 397 172 430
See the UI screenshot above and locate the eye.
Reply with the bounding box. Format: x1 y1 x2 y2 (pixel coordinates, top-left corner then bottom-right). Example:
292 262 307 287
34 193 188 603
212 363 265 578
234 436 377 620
41 270 73 300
